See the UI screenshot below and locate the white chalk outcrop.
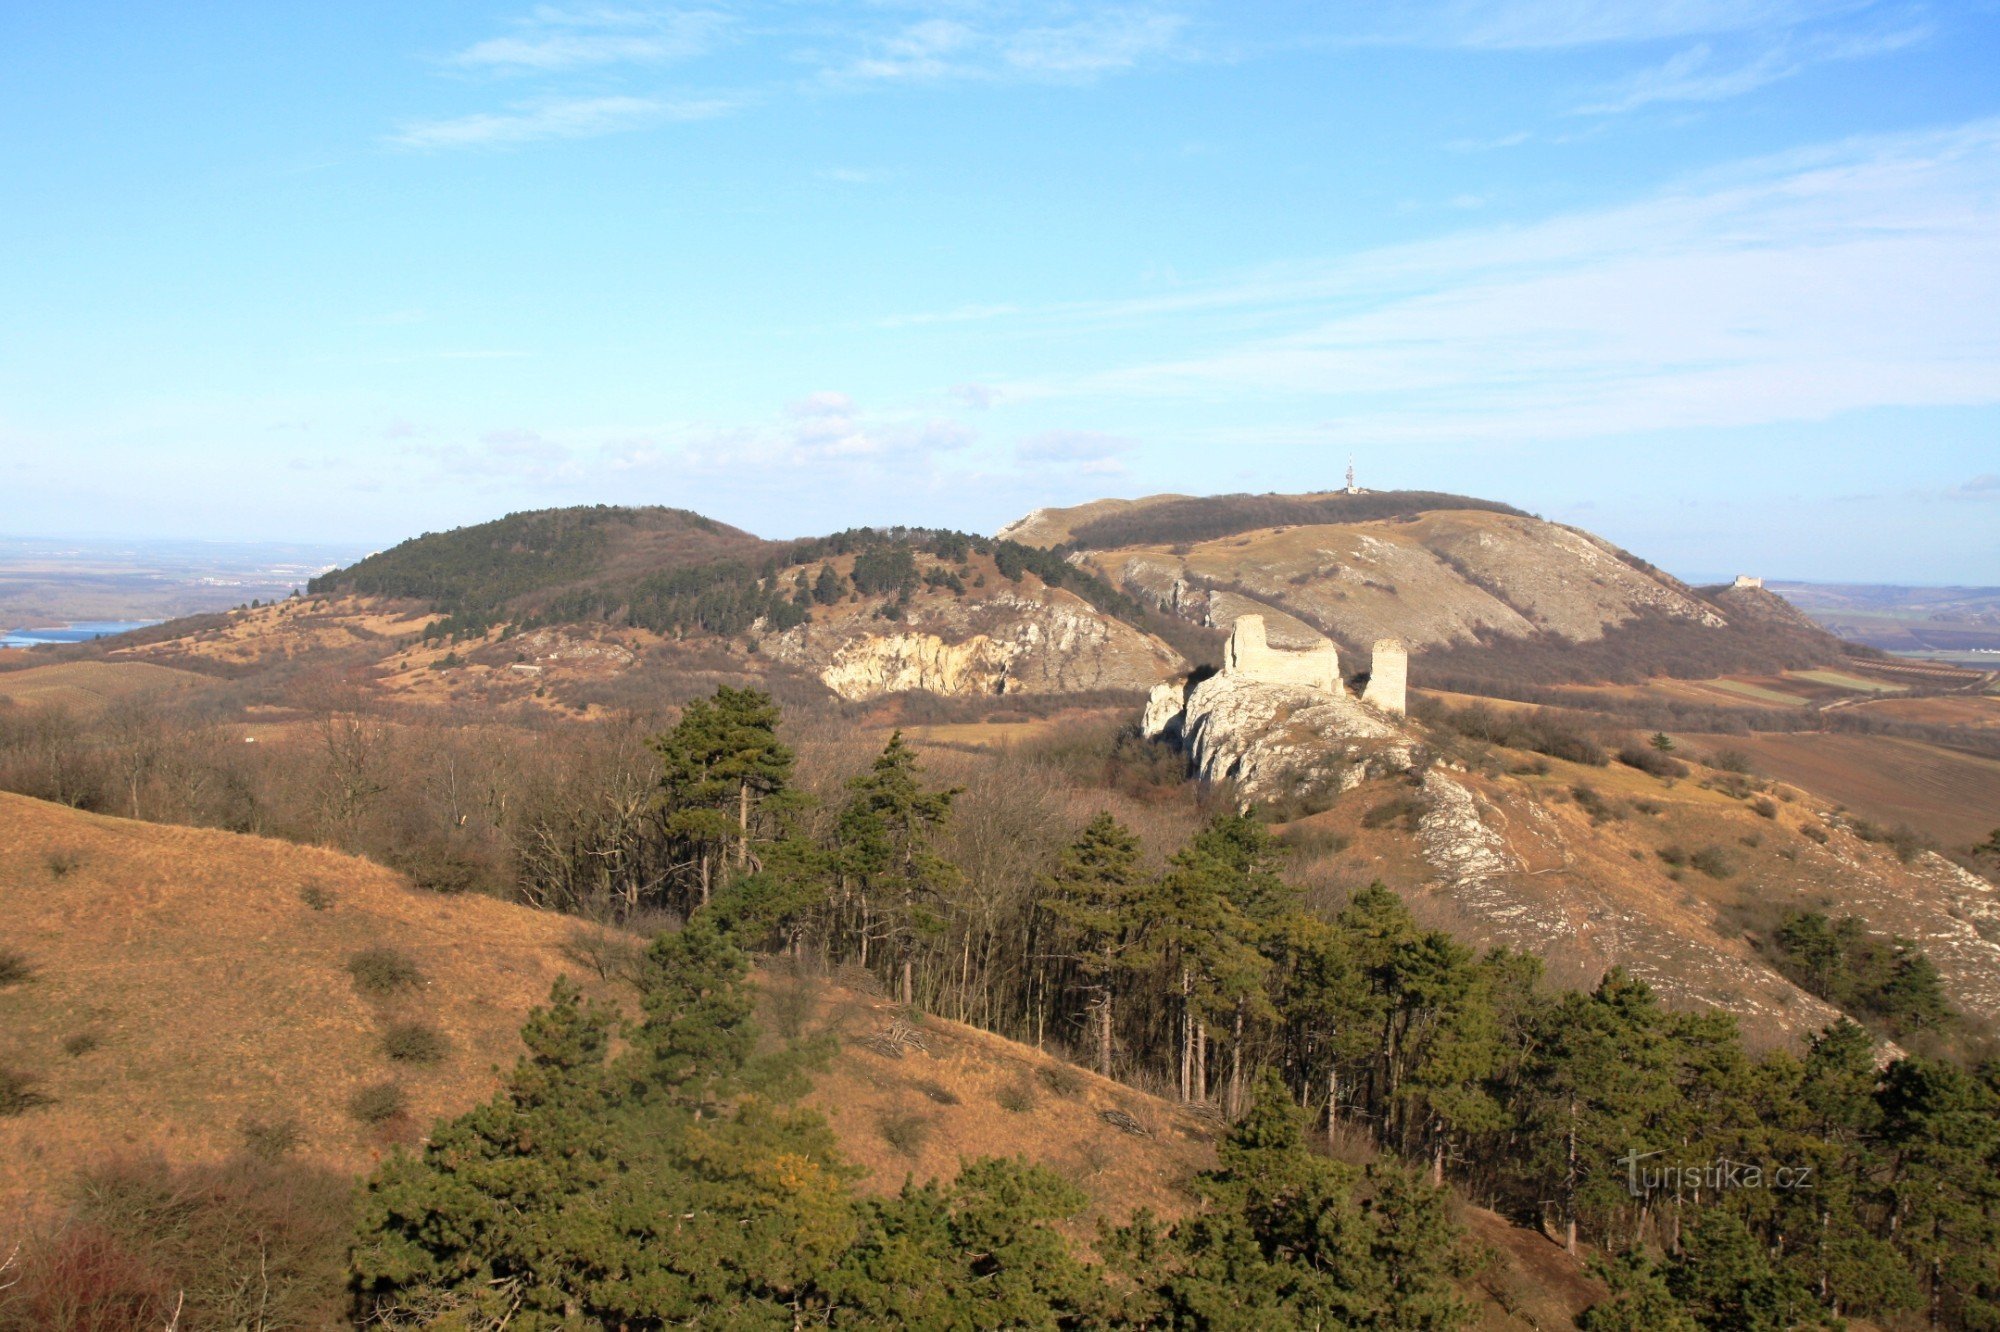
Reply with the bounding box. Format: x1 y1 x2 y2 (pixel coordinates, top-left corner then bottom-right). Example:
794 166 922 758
762 587 1183 701
1145 615 1416 798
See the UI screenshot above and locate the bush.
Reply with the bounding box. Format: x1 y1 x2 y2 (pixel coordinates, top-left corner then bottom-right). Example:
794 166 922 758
1362 792 1429 831
1688 845 1735 880
878 1110 930 1157
1710 749 1754 774
1039 1063 1086 1099
62 1031 100 1058
240 1115 305 1161
996 1081 1038 1113
912 1079 960 1106
1656 844 1690 868
1750 797 1778 819
298 881 335 910
0 1156 353 1331
1617 746 1688 779
44 849 81 879
0 948 31 987
347 947 423 995
0 1063 50 1115
1802 824 1829 845
381 1022 450 1065
347 1082 407 1125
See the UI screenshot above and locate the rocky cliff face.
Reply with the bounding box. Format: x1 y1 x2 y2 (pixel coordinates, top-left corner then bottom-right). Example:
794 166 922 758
1148 670 1415 799
761 585 1183 701
1144 616 1417 799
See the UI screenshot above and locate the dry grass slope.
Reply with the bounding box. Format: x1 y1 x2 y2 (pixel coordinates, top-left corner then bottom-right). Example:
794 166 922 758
0 792 594 1212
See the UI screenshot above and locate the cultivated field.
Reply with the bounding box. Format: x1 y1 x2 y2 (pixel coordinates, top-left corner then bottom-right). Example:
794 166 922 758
1684 731 2000 848
0 659 212 713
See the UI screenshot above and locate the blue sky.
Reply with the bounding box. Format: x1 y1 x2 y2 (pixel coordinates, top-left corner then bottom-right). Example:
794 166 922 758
3 2 1996 581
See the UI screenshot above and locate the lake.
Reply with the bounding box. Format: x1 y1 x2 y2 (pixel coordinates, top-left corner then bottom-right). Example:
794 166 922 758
0 620 158 649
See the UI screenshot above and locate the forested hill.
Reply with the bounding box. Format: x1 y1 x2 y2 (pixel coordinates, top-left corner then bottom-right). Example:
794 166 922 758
305 504 1170 649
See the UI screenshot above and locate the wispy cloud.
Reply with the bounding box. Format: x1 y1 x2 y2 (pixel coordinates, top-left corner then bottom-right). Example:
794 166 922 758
822 8 1189 86
1576 22 1931 114
1017 429 1133 474
450 6 729 71
389 93 733 148
1368 0 1875 50
974 118 2000 445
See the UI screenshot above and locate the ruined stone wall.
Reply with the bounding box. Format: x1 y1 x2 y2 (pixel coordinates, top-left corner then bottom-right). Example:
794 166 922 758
1361 638 1407 716
1223 614 1343 693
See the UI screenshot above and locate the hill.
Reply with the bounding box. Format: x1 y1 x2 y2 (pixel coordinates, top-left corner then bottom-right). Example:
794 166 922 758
1007 492 1847 686
0 794 1603 1330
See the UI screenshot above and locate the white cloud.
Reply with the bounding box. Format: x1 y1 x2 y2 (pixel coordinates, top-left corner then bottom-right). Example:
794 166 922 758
826 7 1188 86
1576 23 1930 114
1368 0 1874 50
993 118 2000 445
451 7 728 71
1017 430 1134 470
389 94 733 148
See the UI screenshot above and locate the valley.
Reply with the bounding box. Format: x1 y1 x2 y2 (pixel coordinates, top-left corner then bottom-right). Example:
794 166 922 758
3 490 1998 1329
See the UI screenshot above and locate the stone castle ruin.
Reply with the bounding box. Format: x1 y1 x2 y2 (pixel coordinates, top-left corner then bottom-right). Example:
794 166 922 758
1222 614 1406 717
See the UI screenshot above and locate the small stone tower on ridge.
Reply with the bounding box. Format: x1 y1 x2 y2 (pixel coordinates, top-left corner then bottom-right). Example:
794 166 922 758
1360 639 1407 717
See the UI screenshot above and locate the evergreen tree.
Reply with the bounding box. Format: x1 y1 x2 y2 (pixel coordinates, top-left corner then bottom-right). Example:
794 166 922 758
838 732 960 1004
1108 1070 1471 1330
1040 812 1147 1077
651 686 795 909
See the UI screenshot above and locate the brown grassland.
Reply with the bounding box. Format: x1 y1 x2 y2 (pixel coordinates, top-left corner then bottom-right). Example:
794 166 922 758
0 792 1605 1329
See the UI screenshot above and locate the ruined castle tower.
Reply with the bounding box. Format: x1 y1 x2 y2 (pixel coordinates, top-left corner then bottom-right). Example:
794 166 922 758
1360 639 1407 717
1223 614 1344 694
1219 615 1406 716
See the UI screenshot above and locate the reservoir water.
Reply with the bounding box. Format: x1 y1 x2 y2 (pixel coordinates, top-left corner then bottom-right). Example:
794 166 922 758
0 620 158 649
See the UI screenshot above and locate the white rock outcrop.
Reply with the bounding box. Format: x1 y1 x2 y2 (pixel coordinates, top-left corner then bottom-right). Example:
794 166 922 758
1145 614 1416 798
762 588 1183 701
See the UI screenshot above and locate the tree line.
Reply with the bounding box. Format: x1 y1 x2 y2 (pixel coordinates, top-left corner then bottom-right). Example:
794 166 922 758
653 686 2000 1330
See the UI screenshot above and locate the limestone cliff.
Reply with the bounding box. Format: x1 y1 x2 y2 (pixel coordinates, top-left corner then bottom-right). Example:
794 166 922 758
761 586 1183 701
1145 615 1417 799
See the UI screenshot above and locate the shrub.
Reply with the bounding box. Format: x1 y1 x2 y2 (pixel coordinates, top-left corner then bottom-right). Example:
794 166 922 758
1038 1063 1086 1099
381 1022 450 1065
1617 746 1688 779
62 1031 100 1058
996 1081 1038 1113
347 947 423 995
1750 797 1778 820
1688 845 1735 880
0 1063 50 1116
298 881 335 910
1710 749 1755 774
912 1080 960 1106
1362 792 1429 831
1802 824 1829 845
1570 785 1625 824
0 1156 353 1331
877 1110 930 1157
240 1115 305 1161
347 1082 407 1125
0 948 31 987
44 849 81 879
1657 844 1690 868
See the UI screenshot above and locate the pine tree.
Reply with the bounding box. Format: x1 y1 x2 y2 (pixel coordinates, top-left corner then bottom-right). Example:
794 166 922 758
1040 812 1146 1077
837 732 960 1004
651 686 794 909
